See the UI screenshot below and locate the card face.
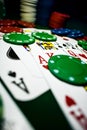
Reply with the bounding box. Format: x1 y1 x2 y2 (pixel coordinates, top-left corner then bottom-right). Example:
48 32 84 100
0 83 35 130
0 39 73 130
20 28 87 130
0 41 49 101
1 28 87 130
57 36 87 63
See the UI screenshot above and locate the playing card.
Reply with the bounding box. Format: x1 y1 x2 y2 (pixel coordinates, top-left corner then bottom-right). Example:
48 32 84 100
58 36 87 63
17 29 87 130
1 28 87 130
29 44 87 130
0 40 49 101
0 82 35 130
0 39 73 130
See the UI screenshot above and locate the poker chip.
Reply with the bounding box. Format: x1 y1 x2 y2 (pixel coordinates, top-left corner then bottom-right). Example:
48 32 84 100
48 55 87 85
17 20 35 28
78 40 87 50
0 19 16 26
76 36 87 41
32 31 57 41
20 13 36 23
51 28 84 38
51 28 71 36
20 0 37 23
20 5 37 12
3 32 35 45
0 26 23 33
67 29 84 38
49 11 70 28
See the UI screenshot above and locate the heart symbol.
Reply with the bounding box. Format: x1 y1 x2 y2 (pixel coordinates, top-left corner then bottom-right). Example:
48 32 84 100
8 71 16 78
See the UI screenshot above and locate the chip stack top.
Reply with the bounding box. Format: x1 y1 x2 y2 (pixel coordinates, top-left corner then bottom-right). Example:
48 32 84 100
20 0 38 23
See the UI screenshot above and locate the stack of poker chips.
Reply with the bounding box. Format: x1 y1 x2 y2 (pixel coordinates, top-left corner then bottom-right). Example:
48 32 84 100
51 28 84 39
0 19 35 33
49 11 70 29
20 0 38 23
35 0 55 27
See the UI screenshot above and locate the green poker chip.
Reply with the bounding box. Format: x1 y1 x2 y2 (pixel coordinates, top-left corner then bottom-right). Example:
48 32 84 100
32 31 57 41
78 40 87 50
48 55 87 85
3 32 35 45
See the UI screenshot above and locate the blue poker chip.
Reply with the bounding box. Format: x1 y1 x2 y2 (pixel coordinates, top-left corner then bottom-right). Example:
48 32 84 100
77 33 84 37
67 29 84 38
70 29 81 34
51 28 71 36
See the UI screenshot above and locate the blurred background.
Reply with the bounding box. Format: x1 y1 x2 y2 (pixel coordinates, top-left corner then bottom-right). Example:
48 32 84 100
0 0 87 34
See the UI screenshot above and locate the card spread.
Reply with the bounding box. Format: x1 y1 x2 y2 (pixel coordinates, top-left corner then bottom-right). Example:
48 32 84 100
1 28 87 130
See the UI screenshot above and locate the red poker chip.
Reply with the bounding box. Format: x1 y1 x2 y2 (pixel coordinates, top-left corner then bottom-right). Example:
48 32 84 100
76 36 87 41
50 12 70 19
17 20 35 28
49 19 65 28
49 12 70 29
49 19 65 24
49 23 64 28
50 17 68 22
0 19 16 26
0 26 23 33
83 36 87 41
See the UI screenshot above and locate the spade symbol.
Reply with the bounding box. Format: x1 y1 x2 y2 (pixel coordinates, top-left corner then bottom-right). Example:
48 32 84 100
7 47 20 60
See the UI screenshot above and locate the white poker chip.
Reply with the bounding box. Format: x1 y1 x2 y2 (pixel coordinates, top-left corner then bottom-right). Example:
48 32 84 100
21 14 36 22
20 0 38 3
21 19 36 23
20 1 37 5
20 5 36 12
21 3 37 7
20 13 36 18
